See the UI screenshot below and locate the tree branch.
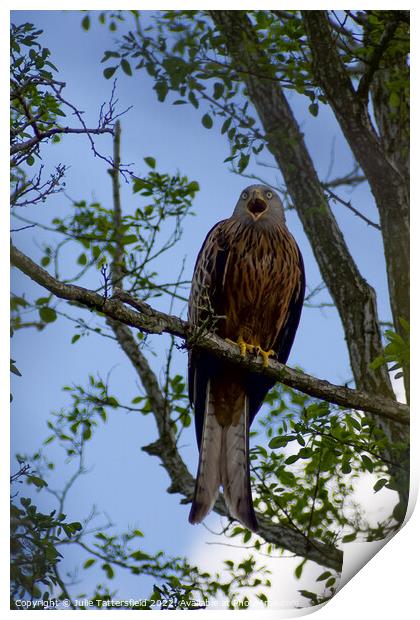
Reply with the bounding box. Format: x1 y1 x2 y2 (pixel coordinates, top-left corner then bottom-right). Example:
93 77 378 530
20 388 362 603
10 126 114 156
10 243 409 426
357 18 400 101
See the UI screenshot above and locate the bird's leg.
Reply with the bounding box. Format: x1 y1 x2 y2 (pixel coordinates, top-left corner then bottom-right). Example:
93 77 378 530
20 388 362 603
225 335 255 358
254 345 276 368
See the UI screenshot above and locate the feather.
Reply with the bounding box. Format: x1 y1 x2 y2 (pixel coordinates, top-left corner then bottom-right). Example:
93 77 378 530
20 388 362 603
220 395 258 532
189 380 222 524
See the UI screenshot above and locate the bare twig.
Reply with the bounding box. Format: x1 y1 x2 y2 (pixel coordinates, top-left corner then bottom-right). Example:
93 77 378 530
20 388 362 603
325 187 381 230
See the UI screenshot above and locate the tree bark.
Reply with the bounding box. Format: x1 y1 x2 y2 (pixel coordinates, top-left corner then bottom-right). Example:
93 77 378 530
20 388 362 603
303 11 409 401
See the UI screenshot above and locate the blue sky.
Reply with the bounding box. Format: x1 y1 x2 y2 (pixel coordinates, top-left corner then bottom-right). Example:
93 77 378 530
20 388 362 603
10 10 399 606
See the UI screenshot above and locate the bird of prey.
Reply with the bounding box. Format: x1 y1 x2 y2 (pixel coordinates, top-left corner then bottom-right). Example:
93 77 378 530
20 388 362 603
188 184 305 532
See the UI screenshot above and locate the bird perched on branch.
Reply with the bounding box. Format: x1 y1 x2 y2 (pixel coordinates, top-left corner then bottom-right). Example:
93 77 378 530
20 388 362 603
188 184 305 532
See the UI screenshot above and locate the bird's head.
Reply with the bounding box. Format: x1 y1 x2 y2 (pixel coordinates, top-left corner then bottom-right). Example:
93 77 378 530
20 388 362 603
232 184 285 226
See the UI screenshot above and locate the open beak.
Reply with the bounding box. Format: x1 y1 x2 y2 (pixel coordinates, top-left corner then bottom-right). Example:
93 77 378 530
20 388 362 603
247 190 268 220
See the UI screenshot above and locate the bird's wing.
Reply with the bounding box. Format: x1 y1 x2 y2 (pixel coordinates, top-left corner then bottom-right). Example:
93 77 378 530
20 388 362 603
273 246 306 364
188 220 230 447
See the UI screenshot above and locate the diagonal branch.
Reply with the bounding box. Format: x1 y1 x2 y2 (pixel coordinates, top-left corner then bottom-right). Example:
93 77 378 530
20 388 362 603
10 243 409 426
10 126 114 156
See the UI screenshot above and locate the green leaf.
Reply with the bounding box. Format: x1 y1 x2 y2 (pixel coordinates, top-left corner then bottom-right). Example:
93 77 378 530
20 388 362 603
370 355 386 370
144 156 156 169
155 80 169 102
300 590 318 601
27 475 48 488
389 91 400 109
130 550 150 561
39 307 57 323
41 256 50 267
221 118 232 134
361 454 374 473
268 436 284 449
316 571 332 582
81 15 90 31
243 529 252 543
309 102 319 117
71 334 81 344
103 66 118 80
83 558 96 569
35 296 50 305
342 532 357 543
102 563 114 579
122 234 138 245
188 91 199 108
294 560 305 579
373 477 388 493
188 180 200 193
213 82 224 99
392 501 406 523
11 360 22 377
237 153 250 173
341 458 352 474
201 113 213 129
121 58 132 76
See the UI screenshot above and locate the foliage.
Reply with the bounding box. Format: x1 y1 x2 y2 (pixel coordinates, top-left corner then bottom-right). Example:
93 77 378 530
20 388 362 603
11 378 271 609
10 21 121 210
371 318 410 380
97 10 409 180
253 386 406 545
10 465 82 607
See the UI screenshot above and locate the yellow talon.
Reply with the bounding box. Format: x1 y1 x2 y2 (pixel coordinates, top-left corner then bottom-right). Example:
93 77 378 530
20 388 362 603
225 337 275 366
226 336 254 358
255 346 276 367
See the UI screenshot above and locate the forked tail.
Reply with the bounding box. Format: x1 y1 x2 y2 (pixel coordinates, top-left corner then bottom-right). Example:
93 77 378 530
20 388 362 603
189 381 258 532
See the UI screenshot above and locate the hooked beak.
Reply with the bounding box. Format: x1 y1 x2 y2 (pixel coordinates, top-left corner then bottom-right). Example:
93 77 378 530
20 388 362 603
247 189 268 220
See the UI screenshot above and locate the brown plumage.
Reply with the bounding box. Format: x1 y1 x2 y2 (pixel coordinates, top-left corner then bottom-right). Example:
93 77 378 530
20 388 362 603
188 185 305 531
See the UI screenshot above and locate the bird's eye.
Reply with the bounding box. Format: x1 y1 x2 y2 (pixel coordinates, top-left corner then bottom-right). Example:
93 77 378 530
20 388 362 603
266 190 273 199
241 191 249 200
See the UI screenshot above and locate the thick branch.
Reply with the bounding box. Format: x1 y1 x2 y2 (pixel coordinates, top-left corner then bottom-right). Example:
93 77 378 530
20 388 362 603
357 18 400 101
10 243 409 426
108 120 124 289
303 11 409 382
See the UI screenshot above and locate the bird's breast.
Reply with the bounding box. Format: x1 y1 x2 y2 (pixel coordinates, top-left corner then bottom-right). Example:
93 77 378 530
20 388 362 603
221 225 301 348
